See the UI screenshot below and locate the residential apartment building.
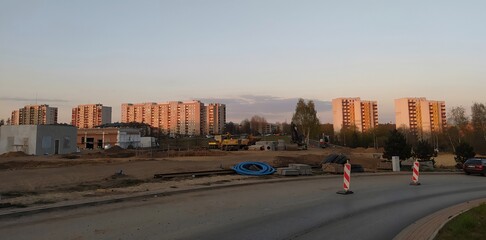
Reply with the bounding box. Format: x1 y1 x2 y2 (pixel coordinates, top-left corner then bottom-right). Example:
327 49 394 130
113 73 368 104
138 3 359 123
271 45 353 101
121 101 226 136
264 123 279 134
10 104 58 125
395 98 446 135
121 102 157 124
205 103 226 135
72 104 112 129
10 110 19 125
332 98 378 133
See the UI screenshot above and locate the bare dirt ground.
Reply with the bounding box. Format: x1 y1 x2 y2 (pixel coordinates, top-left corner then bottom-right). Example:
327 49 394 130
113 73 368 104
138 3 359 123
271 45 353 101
0 147 457 209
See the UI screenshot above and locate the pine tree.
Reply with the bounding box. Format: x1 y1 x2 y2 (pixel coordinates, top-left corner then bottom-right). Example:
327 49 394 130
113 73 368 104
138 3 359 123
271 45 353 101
454 141 476 163
414 139 435 161
383 130 412 160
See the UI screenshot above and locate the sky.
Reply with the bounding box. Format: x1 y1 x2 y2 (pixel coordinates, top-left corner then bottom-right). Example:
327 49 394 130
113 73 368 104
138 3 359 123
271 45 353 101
1 0 485 124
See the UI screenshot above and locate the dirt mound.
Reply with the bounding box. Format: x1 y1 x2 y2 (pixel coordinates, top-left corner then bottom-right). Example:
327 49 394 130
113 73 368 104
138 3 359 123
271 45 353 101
365 147 383 153
0 160 95 170
148 149 227 158
79 152 104 159
347 154 381 169
273 154 324 167
60 154 80 159
0 151 29 157
345 147 382 153
105 145 124 153
107 152 136 158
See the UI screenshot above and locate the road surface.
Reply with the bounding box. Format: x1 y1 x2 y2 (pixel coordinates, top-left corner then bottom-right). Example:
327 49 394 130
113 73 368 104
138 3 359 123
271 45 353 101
1 173 486 240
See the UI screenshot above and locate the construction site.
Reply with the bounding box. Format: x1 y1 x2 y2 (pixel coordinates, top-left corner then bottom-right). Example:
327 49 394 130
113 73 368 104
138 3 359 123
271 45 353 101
0 136 458 210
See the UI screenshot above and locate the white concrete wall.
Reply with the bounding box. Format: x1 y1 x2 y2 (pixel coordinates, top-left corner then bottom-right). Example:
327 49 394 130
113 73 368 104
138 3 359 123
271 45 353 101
0 125 77 155
140 137 156 148
0 125 38 155
116 129 141 148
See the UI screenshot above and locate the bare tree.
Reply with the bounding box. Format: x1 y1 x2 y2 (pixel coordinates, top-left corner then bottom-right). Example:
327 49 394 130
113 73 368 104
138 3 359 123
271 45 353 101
445 106 470 151
471 103 486 142
449 106 469 132
280 121 291 135
250 115 267 135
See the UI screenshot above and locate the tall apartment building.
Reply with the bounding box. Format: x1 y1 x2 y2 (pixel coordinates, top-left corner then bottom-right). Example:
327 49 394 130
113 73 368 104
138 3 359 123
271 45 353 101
10 110 19 125
121 101 226 136
395 98 446 135
121 102 157 124
206 103 226 135
72 104 112 129
332 98 378 133
10 104 58 125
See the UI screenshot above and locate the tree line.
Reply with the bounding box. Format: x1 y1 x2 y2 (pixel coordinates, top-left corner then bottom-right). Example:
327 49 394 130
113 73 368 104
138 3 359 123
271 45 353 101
446 103 486 155
223 99 322 141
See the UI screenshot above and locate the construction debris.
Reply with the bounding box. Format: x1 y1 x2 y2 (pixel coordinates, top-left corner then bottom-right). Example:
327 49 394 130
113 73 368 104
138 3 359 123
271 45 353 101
288 164 312 175
277 163 313 176
276 168 299 176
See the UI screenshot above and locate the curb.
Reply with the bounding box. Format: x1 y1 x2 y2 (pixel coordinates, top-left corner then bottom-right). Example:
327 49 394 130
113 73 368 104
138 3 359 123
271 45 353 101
393 198 486 240
0 171 461 219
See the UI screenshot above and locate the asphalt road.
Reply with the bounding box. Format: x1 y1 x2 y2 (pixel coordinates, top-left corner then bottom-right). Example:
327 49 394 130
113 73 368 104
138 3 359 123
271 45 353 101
1 173 486 240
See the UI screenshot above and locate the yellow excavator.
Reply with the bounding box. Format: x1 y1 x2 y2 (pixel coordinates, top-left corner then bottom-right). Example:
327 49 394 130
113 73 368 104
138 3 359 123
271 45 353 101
208 134 261 151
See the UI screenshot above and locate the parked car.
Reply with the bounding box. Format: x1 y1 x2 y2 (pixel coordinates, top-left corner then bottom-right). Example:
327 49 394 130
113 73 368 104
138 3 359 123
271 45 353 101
463 158 486 176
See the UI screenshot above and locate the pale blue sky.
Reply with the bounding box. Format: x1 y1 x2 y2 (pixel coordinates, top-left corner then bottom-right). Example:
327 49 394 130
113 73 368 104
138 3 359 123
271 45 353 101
1 0 485 124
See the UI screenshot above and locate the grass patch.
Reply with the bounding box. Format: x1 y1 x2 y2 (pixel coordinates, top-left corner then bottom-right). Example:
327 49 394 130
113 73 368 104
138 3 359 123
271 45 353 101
435 203 486 240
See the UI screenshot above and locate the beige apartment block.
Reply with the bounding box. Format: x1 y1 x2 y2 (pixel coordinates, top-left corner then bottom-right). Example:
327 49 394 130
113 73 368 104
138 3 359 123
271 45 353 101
121 101 226 136
72 104 112 129
332 98 378 133
395 98 446 135
10 104 58 125
121 102 158 124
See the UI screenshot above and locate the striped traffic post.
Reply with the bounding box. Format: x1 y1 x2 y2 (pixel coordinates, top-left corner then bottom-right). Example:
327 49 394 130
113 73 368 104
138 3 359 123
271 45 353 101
337 160 354 195
410 160 421 186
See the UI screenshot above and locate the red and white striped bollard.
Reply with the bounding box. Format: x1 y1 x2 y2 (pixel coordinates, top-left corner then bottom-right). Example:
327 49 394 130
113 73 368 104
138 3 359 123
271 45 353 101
410 160 421 185
337 160 354 195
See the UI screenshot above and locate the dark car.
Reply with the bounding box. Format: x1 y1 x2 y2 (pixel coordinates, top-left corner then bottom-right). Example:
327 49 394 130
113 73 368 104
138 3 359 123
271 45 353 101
463 158 486 176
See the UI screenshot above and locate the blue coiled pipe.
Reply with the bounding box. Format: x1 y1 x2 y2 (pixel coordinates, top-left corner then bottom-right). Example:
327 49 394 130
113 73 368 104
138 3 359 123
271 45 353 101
231 162 275 176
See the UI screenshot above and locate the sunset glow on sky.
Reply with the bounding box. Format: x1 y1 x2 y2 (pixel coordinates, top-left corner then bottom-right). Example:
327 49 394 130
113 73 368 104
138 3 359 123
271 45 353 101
1 0 485 124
